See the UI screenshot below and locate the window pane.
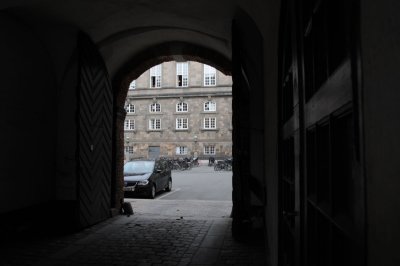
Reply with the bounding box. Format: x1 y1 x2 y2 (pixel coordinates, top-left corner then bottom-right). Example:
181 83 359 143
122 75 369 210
204 64 216 86
177 62 189 87
150 64 162 88
149 119 161 130
126 104 135 113
204 117 216 129
150 103 161 112
177 102 188 112
129 80 136 90
176 118 188 129
124 120 134 130
204 145 215 155
204 101 216 111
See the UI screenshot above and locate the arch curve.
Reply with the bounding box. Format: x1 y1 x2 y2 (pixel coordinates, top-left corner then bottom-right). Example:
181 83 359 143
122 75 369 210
113 41 232 105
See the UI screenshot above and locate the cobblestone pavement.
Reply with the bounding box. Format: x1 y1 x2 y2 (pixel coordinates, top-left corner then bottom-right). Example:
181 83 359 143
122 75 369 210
1 201 266 266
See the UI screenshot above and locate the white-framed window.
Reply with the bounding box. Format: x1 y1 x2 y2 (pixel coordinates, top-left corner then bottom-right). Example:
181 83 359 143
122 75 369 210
176 118 188 130
204 117 216 129
176 102 188 112
124 119 135 130
126 103 135 114
125 146 134 154
204 101 216 112
149 118 161 130
149 103 161 113
129 80 136 90
204 64 216 86
176 146 188 155
204 145 216 155
150 64 162 88
176 62 188 87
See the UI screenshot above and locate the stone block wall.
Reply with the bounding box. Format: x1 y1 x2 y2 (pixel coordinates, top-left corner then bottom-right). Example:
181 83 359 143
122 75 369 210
124 61 232 160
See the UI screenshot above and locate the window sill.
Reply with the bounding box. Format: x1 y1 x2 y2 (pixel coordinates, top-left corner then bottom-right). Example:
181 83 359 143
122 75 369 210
147 129 163 132
201 128 219 131
174 112 190 115
174 129 189 132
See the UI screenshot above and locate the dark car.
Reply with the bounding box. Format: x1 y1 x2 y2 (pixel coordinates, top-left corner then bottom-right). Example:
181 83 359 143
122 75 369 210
123 159 172 199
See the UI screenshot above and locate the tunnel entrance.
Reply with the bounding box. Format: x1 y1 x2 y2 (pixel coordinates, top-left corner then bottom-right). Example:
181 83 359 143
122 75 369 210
112 37 266 243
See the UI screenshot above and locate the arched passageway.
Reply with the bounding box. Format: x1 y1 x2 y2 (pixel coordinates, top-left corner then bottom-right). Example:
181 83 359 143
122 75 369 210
111 38 265 243
1 1 400 265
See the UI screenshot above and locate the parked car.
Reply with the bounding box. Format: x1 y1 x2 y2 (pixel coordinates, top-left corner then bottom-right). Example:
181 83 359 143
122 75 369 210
123 159 172 199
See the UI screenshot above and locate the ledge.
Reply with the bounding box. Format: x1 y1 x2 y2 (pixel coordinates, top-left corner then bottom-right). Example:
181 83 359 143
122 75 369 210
201 111 218 114
201 128 219 132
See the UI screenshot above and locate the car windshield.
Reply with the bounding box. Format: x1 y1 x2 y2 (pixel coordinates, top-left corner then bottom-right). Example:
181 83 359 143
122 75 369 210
124 161 155 174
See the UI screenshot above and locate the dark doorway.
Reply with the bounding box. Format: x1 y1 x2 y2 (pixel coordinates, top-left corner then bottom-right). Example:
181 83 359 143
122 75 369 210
148 146 160 159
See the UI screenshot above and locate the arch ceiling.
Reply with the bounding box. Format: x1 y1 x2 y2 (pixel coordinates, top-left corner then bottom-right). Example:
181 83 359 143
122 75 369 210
1 0 240 78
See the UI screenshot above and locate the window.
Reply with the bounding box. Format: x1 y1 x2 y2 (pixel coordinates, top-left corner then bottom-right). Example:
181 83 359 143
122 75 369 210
126 103 135 114
204 145 215 155
129 80 136 90
204 101 216 112
176 146 188 155
302 0 348 101
176 118 188 130
149 118 161 130
124 119 135 130
176 102 188 112
204 64 216 86
204 117 216 129
125 146 134 154
149 103 161 113
176 62 189 87
150 64 162 88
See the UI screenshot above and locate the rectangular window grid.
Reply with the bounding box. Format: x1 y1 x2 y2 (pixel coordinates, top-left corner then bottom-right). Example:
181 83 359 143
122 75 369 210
204 117 216 129
149 118 161 130
204 64 216 86
150 64 162 88
176 118 188 129
176 146 188 155
124 120 135 130
150 103 161 112
126 104 135 113
204 101 216 112
176 102 188 112
125 146 133 154
176 62 189 87
204 145 215 155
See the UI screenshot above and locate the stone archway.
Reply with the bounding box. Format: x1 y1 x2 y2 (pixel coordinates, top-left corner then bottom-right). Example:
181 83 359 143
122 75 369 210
111 41 232 211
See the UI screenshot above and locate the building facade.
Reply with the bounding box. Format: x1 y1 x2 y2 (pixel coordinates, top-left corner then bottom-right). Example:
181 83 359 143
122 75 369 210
124 61 232 161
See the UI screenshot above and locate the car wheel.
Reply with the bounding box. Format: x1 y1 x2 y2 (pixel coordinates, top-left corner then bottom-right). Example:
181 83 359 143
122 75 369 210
149 184 156 199
165 178 172 192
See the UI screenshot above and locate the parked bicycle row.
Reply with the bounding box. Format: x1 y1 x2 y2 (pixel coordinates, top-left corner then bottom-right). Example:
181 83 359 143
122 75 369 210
159 157 200 171
208 157 233 171
156 156 233 171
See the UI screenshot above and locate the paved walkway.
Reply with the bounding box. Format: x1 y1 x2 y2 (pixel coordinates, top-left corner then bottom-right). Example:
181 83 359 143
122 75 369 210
0 200 266 266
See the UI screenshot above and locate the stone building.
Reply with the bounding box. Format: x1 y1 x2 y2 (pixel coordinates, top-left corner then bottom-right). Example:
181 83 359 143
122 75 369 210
123 61 232 160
